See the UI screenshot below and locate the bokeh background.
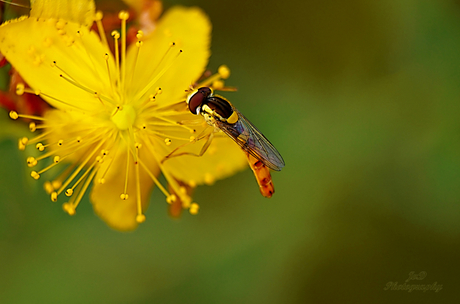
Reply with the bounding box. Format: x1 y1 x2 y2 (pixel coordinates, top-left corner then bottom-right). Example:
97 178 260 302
1 0 460 303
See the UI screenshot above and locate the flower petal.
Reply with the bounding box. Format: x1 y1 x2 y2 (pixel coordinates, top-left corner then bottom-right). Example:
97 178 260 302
30 0 96 27
125 6 211 104
0 17 116 112
90 141 159 231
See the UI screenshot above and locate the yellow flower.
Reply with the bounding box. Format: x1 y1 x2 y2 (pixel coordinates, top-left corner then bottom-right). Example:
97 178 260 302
0 0 246 231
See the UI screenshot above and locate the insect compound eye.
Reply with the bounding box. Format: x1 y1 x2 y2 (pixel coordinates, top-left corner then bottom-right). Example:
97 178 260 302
187 87 212 115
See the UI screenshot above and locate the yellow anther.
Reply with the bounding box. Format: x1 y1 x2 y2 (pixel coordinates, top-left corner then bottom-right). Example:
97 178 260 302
44 181 54 194
135 143 142 149
76 136 82 143
27 156 37 167
136 30 144 39
29 122 37 132
9 111 19 119
120 193 129 200
111 31 120 39
118 11 129 20
53 156 60 163
189 136 196 142
156 87 162 95
52 181 61 189
63 202 76 215
58 140 64 146
36 143 45 151
98 178 106 184
189 203 200 215
179 186 187 194
31 171 40 180
51 191 58 202
149 95 156 101
65 189 73 196
18 140 26 150
204 173 215 185
165 138 171 146
166 194 177 204
104 53 109 60
218 65 230 79
95 11 103 21
212 80 224 90
188 180 197 188
16 83 25 96
182 196 192 208
136 214 146 223
136 40 143 47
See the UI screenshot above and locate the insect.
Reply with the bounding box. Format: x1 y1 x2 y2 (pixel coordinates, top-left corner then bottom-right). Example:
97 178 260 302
186 86 285 197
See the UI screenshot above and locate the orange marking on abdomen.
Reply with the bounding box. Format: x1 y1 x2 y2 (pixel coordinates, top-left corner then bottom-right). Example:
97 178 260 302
247 154 274 198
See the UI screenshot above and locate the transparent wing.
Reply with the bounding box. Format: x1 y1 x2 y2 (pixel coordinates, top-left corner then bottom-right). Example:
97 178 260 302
214 108 285 171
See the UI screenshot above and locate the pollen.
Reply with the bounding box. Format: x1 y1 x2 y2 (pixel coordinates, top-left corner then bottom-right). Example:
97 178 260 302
204 173 215 185
9 111 19 119
136 214 146 223
189 203 199 215
218 65 230 79
63 202 76 215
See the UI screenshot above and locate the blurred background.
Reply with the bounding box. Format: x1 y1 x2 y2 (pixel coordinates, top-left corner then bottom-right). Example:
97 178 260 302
1 0 460 303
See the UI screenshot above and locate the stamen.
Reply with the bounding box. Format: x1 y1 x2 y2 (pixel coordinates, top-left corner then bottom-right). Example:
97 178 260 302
97 144 119 184
111 30 121 91
63 167 98 215
55 139 106 197
95 11 109 49
121 142 130 200
134 144 145 223
137 87 162 112
127 31 144 93
189 202 200 215
65 154 102 197
119 11 129 98
196 65 231 88
133 45 182 100
9 110 45 121
104 53 114 93
138 159 170 197
58 73 114 105
1 0 30 9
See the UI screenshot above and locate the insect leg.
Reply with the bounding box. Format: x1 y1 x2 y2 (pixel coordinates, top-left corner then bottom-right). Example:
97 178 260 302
161 127 214 163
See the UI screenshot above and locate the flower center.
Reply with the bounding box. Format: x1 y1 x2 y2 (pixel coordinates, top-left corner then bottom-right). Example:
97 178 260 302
111 104 136 130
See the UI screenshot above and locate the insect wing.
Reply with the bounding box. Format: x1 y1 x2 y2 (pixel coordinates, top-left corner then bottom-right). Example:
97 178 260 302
215 108 285 171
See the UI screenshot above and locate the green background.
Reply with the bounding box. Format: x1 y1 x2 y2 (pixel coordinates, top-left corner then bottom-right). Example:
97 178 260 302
1 0 460 303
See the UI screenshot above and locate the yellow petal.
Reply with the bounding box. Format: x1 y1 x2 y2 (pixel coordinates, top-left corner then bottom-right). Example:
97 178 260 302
30 0 96 27
155 130 248 185
90 142 159 231
0 17 116 112
125 6 211 104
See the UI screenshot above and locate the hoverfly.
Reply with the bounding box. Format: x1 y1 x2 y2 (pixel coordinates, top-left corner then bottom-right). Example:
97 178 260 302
186 87 285 197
